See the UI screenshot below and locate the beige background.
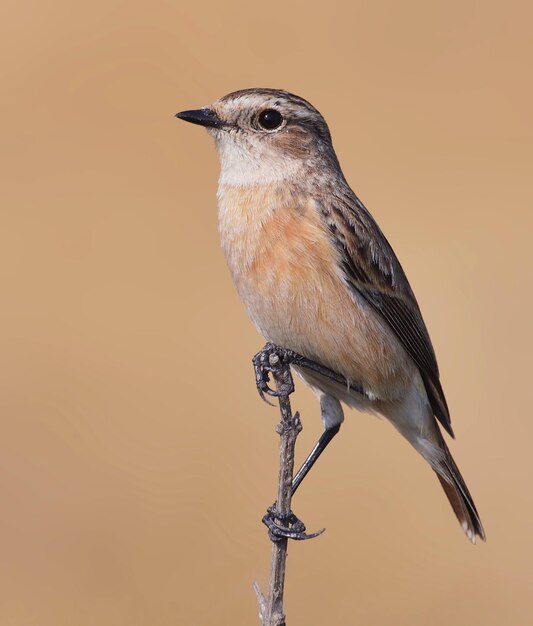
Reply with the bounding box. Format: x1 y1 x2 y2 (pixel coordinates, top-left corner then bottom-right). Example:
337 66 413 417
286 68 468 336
1 0 532 624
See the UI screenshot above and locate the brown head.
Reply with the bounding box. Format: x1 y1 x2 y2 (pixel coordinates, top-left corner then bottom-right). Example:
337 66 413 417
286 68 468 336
176 88 342 186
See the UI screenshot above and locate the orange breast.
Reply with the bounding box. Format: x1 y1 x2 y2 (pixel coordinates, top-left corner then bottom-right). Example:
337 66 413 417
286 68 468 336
218 184 414 399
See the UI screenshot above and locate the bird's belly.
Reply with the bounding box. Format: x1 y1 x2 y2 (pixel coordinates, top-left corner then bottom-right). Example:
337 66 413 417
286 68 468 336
241 264 413 400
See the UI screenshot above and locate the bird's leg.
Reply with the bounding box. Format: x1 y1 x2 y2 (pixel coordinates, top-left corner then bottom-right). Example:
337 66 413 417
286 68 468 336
254 347 347 495
292 395 344 494
291 423 341 494
264 418 341 540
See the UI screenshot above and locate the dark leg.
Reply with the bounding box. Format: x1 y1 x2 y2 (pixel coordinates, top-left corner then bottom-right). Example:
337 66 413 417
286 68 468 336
263 423 341 541
291 424 341 494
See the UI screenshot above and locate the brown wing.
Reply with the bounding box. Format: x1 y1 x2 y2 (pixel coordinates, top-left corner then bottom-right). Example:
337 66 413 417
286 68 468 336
317 188 453 437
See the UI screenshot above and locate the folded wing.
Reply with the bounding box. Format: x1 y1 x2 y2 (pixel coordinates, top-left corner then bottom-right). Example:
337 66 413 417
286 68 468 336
317 188 453 437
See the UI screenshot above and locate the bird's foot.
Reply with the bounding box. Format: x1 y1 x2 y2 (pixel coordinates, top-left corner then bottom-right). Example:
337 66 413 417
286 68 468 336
252 343 295 403
262 503 325 542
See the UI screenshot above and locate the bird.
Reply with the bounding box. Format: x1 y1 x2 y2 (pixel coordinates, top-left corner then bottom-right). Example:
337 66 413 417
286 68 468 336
176 88 485 543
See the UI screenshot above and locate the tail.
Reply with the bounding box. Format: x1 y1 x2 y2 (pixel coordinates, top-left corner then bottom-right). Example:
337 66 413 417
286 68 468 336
378 383 486 543
433 433 486 543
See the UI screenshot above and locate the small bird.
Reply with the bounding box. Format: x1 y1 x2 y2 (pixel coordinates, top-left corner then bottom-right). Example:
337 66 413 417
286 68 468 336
176 88 485 543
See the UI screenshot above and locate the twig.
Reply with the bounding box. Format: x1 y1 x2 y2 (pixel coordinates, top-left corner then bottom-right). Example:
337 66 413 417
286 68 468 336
253 350 302 626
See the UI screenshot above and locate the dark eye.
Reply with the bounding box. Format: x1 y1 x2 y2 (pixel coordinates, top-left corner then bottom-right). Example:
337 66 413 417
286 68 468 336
258 109 283 130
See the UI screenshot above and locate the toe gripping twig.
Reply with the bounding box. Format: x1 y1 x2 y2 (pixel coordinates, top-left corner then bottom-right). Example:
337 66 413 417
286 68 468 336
252 343 295 404
262 503 324 542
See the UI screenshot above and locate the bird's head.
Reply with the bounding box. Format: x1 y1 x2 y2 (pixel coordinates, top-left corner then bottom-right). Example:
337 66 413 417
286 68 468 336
176 88 340 186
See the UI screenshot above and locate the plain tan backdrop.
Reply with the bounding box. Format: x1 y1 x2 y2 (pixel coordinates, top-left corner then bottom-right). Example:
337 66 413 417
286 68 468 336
1 0 532 624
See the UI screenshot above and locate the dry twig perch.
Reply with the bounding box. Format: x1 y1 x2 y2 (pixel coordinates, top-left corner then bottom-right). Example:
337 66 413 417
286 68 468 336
252 344 325 626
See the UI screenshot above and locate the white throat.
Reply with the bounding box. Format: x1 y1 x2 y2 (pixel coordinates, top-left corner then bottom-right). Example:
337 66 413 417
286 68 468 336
213 132 303 187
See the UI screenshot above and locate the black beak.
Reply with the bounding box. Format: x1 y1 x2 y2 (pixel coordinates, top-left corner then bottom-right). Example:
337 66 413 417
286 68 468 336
175 108 227 128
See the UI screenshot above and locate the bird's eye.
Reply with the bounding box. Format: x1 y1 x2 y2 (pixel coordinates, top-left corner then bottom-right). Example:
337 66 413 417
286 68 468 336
258 109 283 130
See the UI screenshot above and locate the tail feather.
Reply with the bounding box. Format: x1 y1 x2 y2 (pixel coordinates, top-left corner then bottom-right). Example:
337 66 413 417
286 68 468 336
434 436 486 543
309 371 485 542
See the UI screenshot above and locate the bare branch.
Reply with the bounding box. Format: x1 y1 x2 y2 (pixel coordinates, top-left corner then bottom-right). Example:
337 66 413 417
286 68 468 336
252 346 305 626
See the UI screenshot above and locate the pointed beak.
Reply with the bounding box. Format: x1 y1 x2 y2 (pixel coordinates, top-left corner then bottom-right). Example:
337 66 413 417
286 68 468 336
175 107 228 129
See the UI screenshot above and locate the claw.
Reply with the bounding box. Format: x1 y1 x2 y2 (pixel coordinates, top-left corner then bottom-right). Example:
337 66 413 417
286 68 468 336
262 503 325 542
252 343 295 403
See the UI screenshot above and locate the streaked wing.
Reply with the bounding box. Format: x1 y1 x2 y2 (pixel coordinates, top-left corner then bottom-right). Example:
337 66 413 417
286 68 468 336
317 188 453 437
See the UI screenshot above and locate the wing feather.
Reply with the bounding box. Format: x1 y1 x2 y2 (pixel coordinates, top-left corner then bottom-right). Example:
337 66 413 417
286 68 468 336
317 189 453 437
